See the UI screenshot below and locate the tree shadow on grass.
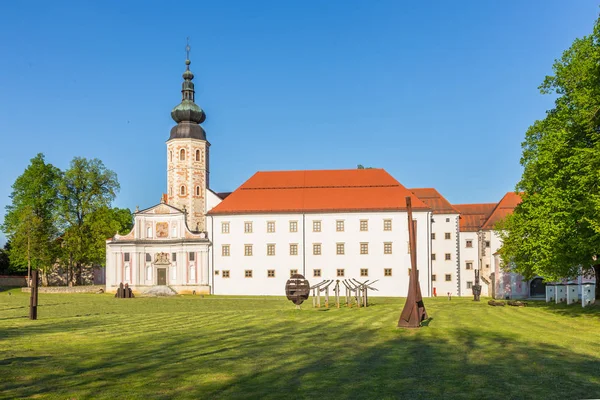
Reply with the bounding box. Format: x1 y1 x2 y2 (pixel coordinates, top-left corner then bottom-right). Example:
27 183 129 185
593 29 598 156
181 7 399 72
2 313 600 400
526 300 600 318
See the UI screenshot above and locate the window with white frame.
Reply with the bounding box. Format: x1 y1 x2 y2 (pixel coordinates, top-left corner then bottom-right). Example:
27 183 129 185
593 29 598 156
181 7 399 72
289 244 298 256
384 242 393 254
244 221 253 233
244 244 253 256
336 243 345 255
360 220 368 231
267 221 276 233
267 244 276 256
383 219 392 231
313 243 321 255
289 221 298 232
360 242 369 255
222 245 230 257
313 220 321 232
221 222 230 234
336 220 345 232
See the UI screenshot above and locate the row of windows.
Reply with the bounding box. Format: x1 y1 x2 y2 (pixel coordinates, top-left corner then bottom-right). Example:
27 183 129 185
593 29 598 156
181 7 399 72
217 268 395 278
123 252 195 262
222 219 394 234
431 232 453 240
170 149 203 162
431 274 453 282
169 185 202 197
431 253 453 261
463 239 491 248
221 242 395 256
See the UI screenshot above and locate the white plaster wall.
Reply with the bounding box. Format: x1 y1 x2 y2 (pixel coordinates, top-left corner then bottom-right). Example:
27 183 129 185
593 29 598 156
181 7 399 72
430 213 460 296
459 231 480 296
209 211 431 296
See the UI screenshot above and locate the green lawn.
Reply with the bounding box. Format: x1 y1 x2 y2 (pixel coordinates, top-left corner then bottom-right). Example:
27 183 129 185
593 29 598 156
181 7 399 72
1 289 599 400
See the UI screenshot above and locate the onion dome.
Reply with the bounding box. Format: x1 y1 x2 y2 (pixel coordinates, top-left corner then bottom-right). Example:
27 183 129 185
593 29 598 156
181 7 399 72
169 43 207 140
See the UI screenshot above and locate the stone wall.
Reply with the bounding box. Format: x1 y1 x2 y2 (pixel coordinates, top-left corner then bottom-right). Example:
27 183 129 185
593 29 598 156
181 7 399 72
0 275 27 287
21 285 105 294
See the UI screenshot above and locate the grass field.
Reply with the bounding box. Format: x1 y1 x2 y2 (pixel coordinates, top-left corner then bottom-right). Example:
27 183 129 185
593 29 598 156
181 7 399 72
1 289 599 399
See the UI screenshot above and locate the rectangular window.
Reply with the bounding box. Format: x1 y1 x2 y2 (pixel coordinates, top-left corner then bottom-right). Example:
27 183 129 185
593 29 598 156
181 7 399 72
336 220 345 232
336 243 345 255
189 252 195 261
172 252 177 262
467 281 473 289
446 218 450 222
244 244 253 256
289 244 298 256
445 253 451 261
445 232 451 240
432 274 436 282
245 270 253 278
267 243 276 256
214 270 219 275
485 241 491 248
383 219 392 231
360 242 369 255
222 270 230 278
485 264 490 269
445 274 452 282
384 242 393 254
267 270 275 278
289 221 298 232
337 269 345 277
124 253 130 262
360 268 368 277
431 233 436 240
222 245 230 257
313 269 321 277
313 243 322 255
360 220 368 231
313 220 321 232
384 268 392 277
221 222 230 234
145 253 151 262
244 221 253 233
267 221 276 233
290 269 298 277
466 262 473 270
466 240 473 248
431 253 436 261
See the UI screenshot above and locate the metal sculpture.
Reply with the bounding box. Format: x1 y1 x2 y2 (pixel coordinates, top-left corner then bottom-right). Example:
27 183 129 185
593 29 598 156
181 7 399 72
472 269 482 301
29 270 38 320
115 282 135 298
286 274 310 308
398 196 428 328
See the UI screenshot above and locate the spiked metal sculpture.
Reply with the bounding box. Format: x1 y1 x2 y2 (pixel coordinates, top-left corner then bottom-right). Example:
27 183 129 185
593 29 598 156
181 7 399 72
398 196 428 328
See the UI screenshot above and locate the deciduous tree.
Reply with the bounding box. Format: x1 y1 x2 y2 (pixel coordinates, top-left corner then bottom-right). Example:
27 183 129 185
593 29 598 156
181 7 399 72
499 16 600 298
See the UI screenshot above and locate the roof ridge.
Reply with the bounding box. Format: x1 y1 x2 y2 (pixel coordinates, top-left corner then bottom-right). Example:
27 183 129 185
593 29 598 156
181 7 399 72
240 184 401 190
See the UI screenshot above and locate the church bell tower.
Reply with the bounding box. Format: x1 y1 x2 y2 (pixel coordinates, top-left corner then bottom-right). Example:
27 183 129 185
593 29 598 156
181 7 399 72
167 43 209 232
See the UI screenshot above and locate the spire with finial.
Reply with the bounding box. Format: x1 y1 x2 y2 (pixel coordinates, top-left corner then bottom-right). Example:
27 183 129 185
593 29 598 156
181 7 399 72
171 38 206 127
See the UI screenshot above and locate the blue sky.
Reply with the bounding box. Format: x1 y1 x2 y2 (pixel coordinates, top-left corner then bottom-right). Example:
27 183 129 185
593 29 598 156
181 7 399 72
0 1 598 244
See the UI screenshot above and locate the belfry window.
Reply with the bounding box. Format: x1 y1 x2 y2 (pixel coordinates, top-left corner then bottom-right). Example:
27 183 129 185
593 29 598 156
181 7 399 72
180 185 186 195
180 149 186 161
196 186 200 196
170 151 173 162
195 149 200 161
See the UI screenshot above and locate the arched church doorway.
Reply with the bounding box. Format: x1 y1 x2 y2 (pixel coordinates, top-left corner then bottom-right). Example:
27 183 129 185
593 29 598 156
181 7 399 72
529 277 545 297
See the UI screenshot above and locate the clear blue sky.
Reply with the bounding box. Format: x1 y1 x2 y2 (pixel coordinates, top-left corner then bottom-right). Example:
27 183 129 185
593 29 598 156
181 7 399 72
0 1 598 244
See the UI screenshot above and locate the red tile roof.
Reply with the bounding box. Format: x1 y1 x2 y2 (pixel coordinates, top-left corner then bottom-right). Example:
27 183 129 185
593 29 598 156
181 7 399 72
481 192 522 230
453 203 497 232
410 188 460 214
208 169 430 215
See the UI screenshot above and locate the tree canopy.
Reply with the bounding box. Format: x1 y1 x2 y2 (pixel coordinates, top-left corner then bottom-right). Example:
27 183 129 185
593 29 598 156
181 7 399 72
498 16 600 296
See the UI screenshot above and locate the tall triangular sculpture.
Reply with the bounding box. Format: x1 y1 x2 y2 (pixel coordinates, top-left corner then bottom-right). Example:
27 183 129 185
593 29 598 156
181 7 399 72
398 196 428 328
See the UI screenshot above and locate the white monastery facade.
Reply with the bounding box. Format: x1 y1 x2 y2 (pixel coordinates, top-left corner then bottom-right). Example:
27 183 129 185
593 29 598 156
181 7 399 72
106 54 537 298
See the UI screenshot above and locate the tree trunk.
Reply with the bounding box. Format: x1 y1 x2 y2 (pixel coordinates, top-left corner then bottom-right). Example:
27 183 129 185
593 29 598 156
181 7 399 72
594 264 600 300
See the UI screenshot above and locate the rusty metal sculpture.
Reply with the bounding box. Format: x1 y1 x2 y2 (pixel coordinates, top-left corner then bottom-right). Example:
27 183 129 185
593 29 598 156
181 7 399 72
29 270 39 320
398 196 428 328
115 282 135 298
286 274 310 308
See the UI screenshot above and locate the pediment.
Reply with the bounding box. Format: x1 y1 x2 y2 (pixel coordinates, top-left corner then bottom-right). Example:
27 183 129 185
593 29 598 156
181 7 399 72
137 203 184 216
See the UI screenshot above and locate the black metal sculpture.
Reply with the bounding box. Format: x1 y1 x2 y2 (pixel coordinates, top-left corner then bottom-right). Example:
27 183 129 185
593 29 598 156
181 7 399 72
115 282 134 298
286 274 310 308
398 196 428 328
472 269 482 301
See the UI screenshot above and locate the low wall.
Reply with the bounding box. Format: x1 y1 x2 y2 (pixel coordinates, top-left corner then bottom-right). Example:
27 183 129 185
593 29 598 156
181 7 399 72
21 285 105 294
0 275 27 287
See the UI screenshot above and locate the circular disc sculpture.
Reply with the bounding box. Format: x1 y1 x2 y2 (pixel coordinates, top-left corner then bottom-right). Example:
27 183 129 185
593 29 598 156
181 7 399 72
286 274 310 307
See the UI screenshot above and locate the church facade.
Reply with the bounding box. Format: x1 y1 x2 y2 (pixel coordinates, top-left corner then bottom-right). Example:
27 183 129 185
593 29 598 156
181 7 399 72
106 54 533 297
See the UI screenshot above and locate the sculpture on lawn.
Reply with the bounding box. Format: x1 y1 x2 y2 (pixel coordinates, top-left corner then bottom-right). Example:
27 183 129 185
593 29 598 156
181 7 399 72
285 274 310 308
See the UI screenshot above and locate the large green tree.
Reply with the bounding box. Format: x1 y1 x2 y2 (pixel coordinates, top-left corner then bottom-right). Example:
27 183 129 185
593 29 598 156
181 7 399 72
499 16 600 298
58 157 120 285
1 154 61 286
